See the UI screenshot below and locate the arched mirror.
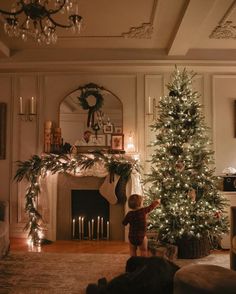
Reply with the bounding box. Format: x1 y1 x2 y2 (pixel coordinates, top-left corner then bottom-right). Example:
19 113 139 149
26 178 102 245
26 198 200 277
59 83 123 150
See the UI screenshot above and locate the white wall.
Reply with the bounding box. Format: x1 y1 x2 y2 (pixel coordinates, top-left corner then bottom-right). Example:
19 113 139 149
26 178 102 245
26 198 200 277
0 61 235 237
213 75 236 174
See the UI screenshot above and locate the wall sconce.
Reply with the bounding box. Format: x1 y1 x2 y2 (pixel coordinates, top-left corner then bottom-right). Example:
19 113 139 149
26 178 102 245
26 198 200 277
18 96 37 121
146 96 157 119
126 131 135 153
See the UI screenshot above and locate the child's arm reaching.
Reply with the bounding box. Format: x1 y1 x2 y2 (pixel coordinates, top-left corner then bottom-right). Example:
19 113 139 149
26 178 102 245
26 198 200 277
144 199 160 213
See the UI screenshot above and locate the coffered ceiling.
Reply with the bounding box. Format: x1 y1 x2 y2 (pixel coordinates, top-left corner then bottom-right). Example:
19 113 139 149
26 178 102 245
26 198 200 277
0 0 236 62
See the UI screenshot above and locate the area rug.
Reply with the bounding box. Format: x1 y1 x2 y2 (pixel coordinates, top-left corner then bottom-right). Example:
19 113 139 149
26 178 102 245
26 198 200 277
0 251 230 294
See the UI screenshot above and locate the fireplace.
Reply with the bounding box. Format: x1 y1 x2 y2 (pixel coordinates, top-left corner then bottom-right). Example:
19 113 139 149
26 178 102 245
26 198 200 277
56 173 125 241
41 163 142 242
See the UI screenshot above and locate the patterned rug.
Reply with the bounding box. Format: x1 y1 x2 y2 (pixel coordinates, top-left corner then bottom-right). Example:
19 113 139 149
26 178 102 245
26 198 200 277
0 251 230 294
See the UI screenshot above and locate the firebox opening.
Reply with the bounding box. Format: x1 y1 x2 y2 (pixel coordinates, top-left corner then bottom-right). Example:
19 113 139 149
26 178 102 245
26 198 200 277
71 189 110 240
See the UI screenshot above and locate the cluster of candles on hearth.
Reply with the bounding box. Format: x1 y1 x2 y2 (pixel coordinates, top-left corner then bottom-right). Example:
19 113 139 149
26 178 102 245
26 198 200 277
72 216 110 240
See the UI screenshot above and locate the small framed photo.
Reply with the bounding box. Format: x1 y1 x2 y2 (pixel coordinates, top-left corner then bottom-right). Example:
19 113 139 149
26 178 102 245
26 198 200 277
89 134 106 146
111 134 124 151
103 124 113 134
114 126 122 133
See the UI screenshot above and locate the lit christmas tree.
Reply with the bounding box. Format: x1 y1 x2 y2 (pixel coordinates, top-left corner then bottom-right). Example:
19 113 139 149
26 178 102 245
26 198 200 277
145 67 229 258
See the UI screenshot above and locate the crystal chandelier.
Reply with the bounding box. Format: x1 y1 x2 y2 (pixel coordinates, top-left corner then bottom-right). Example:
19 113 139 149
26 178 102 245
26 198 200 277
0 0 83 45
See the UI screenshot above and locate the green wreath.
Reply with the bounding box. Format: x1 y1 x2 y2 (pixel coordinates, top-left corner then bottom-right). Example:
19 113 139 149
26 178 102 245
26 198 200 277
78 83 104 127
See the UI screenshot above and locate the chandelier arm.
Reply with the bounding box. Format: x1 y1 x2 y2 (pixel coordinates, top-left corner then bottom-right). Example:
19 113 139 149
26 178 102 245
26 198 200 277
0 7 24 16
45 0 68 16
48 15 74 29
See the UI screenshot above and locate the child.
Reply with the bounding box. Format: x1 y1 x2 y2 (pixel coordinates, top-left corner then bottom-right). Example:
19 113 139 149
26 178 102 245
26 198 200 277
123 194 160 257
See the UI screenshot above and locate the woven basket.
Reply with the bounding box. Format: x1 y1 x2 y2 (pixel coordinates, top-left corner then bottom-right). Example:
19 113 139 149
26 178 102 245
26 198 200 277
176 235 210 259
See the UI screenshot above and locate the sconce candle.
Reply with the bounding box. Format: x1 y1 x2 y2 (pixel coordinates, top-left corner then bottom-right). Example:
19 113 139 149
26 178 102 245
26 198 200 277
19 97 24 114
148 96 152 114
30 96 36 115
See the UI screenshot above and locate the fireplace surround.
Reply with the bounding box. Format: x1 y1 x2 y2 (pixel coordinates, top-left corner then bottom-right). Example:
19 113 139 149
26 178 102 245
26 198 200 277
56 173 124 240
41 170 142 242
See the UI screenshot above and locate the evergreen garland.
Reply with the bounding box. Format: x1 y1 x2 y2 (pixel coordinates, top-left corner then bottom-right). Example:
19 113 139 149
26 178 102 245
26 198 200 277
14 151 140 245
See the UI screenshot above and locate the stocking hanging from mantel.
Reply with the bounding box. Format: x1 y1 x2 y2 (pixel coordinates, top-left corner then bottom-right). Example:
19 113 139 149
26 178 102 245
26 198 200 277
99 174 120 204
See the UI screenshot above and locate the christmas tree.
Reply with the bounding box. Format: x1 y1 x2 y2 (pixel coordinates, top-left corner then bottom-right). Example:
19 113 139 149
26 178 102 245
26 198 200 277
145 67 229 254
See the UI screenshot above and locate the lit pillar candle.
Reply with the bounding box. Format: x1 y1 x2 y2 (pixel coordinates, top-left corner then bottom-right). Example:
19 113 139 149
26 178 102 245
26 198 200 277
107 221 110 240
30 96 36 114
88 221 91 240
19 96 24 114
91 219 94 239
97 216 100 240
72 218 75 238
78 216 81 239
101 217 104 238
81 217 84 239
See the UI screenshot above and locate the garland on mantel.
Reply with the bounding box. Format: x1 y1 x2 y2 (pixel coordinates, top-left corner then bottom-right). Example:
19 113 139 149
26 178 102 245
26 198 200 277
14 151 140 245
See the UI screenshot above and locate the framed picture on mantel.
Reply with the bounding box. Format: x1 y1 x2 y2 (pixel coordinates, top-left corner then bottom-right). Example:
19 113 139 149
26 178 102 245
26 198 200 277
111 134 124 151
0 103 6 160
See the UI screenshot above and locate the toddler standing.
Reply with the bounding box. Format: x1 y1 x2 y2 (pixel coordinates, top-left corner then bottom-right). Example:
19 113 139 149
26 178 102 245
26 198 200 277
122 194 160 257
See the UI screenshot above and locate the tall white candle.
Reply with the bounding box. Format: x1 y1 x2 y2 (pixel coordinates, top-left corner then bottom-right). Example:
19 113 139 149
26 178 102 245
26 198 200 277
30 96 36 114
92 219 94 239
81 217 84 239
72 218 75 238
78 216 81 239
88 221 91 240
19 96 24 114
107 221 110 240
97 216 100 239
148 96 152 114
101 217 104 238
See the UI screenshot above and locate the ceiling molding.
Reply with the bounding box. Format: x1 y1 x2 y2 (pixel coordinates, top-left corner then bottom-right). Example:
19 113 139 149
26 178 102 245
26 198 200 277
209 0 236 39
121 0 158 39
122 23 153 39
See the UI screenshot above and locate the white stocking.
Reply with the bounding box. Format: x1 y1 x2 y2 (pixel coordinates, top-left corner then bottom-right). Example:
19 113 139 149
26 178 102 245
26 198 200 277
99 174 120 204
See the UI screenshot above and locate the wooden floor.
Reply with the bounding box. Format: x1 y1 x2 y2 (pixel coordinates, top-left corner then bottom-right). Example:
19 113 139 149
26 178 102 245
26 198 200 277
10 238 228 255
10 238 130 254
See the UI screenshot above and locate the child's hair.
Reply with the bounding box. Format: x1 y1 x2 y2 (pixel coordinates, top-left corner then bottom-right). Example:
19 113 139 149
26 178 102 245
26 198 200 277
128 194 143 209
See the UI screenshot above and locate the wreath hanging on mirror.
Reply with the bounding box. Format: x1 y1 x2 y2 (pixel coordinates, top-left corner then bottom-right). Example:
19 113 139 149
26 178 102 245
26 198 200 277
78 83 104 127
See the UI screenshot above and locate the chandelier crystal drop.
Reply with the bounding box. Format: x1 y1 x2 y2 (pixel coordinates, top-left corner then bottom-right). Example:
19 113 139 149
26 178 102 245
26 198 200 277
0 0 83 45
